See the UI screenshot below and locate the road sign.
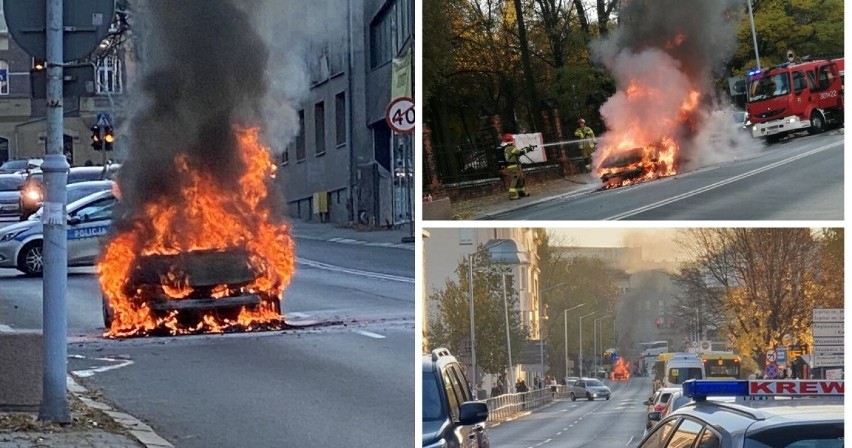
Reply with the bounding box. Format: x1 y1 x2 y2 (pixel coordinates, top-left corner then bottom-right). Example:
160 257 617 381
764 362 778 379
765 349 777 363
4 0 116 61
813 336 843 346
813 322 843 337
812 346 844 356
813 354 843 368
813 308 843 322
385 96 415 134
776 348 787 368
96 112 112 127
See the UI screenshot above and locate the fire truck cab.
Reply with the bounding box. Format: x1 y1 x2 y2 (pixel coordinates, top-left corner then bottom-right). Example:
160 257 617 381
747 58 844 143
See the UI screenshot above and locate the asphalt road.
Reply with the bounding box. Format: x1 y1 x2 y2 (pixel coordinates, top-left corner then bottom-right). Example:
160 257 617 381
488 376 653 448
487 131 844 220
0 236 414 447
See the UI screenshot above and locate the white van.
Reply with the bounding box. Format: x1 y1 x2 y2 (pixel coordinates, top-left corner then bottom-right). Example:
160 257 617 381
653 352 705 391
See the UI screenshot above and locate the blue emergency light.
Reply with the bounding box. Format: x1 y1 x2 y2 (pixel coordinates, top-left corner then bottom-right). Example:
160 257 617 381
683 380 844 402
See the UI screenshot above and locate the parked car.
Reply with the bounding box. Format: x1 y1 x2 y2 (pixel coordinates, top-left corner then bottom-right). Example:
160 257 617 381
18 165 119 220
570 378 611 401
422 347 489 448
0 158 42 174
0 189 115 275
0 173 26 220
644 387 682 432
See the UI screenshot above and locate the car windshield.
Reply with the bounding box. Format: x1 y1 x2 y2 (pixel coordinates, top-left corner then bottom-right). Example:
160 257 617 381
67 183 113 204
0 160 27 170
422 371 445 422
0 176 24 191
585 379 604 387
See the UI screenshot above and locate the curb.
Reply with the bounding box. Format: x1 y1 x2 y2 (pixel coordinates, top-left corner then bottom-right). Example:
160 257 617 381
67 377 174 448
291 233 415 251
477 182 600 220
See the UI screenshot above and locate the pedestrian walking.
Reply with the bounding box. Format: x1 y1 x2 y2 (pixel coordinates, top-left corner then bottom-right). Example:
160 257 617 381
574 118 597 172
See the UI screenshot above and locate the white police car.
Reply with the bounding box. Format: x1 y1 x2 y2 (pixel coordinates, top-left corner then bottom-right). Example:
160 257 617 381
0 189 115 275
637 379 844 448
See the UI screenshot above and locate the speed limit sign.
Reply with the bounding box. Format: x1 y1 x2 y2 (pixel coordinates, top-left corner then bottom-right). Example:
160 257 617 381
385 96 415 134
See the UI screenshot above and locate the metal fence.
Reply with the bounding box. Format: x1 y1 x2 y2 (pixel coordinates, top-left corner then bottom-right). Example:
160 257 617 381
485 387 565 423
428 142 568 186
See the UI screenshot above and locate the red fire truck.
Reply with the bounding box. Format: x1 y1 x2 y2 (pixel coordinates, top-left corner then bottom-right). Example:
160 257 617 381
747 58 844 143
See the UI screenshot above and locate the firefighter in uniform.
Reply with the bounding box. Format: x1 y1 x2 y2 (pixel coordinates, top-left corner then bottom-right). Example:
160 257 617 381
502 133 530 200
574 118 597 172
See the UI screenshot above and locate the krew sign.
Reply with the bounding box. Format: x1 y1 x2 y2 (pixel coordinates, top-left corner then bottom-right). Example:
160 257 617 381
749 380 844 396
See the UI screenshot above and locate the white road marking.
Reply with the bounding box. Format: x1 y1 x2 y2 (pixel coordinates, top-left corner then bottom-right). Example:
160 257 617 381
355 330 386 339
605 141 841 220
626 436 635 446
71 355 134 378
297 257 414 283
0 325 14 332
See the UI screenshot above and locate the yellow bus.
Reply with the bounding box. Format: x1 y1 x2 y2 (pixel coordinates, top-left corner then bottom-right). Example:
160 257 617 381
700 352 742 380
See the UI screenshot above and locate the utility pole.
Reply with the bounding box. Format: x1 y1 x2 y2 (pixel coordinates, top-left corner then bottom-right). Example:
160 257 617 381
39 0 70 422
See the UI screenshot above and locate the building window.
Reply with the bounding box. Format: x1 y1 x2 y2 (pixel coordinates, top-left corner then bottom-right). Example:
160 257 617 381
0 0 7 33
281 147 289 166
96 55 122 94
296 110 306 162
314 101 325 156
335 92 346 146
459 229 472 245
0 60 8 95
369 0 414 69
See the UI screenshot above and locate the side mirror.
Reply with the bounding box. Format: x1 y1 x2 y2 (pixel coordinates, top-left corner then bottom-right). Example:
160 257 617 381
67 215 81 226
648 411 662 422
644 399 652 406
459 401 489 426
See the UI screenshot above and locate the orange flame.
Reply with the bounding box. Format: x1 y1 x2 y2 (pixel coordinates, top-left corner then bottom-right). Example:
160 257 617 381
97 126 295 338
665 34 686 49
612 358 631 381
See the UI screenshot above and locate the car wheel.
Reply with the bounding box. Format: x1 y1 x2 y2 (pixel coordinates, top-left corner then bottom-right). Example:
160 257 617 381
808 110 825 134
17 240 44 276
587 393 593 401
765 133 782 144
571 393 576 401
102 297 114 329
606 396 610 400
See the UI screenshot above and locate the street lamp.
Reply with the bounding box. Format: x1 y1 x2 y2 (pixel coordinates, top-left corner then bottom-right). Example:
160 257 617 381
578 311 596 377
469 239 529 396
539 281 572 384
593 315 613 374
562 303 586 379
747 0 761 70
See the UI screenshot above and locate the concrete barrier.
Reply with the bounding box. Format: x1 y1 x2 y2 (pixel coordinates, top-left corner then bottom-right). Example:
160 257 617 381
0 328 43 411
422 197 452 220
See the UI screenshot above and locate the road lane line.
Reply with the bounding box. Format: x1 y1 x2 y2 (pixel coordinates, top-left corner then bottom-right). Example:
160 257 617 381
355 330 386 339
297 257 414 283
626 436 635 446
71 356 134 378
605 141 841 220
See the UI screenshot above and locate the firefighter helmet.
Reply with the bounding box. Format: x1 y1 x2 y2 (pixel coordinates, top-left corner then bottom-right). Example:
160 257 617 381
578 118 586 125
502 133 514 143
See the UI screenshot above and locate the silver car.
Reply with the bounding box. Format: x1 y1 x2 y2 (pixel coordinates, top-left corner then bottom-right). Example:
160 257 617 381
570 378 611 401
0 189 115 275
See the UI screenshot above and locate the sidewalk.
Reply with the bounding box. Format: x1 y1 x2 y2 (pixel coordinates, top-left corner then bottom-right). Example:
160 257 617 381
448 173 601 220
288 219 415 250
0 379 165 448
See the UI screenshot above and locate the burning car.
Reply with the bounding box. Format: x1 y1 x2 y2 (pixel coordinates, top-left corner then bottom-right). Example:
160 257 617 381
611 358 631 381
98 127 295 338
597 139 679 189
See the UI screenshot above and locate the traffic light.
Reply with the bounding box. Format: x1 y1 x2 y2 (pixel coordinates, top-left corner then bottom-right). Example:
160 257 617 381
91 125 102 151
103 126 114 151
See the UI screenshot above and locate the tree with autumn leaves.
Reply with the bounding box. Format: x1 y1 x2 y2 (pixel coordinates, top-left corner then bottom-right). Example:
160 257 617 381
426 247 528 385
672 228 843 372
424 0 844 148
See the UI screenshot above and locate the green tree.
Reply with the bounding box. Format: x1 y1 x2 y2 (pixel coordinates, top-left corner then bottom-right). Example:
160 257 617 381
427 247 528 385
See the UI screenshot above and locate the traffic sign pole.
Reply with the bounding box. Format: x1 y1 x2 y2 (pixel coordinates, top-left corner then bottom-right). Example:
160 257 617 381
39 0 70 423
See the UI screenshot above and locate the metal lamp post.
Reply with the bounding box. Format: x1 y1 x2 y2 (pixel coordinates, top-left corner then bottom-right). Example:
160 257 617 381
578 311 596 377
562 303 586 378
747 0 761 70
539 281 572 383
593 315 612 374
468 239 528 396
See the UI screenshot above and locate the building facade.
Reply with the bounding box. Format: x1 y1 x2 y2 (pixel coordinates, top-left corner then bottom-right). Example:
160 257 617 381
278 0 414 226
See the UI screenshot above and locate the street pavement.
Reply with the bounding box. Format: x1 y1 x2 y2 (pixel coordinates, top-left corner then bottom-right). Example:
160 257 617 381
0 219 413 448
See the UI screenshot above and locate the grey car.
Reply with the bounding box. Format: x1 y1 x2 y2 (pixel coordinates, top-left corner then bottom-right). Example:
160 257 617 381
0 173 25 219
571 378 611 401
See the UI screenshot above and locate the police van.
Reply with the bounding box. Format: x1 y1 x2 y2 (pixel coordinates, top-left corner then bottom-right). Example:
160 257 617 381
638 379 844 448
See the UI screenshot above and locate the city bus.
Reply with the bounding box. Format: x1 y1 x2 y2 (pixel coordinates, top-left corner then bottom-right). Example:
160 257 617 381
652 352 705 392
639 340 669 357
700 352 743 380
